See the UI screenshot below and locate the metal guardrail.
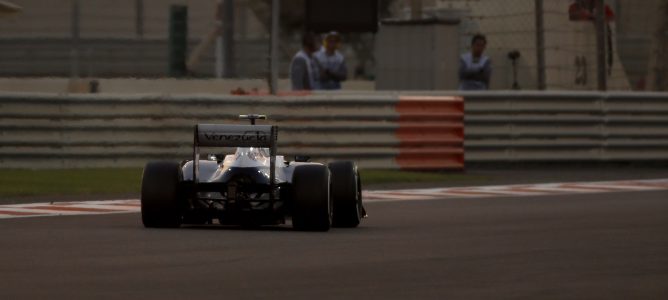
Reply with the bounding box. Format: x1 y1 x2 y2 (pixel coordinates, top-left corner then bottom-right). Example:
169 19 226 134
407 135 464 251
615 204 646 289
463 91 668 162
0 91 666 169
0 92 464 169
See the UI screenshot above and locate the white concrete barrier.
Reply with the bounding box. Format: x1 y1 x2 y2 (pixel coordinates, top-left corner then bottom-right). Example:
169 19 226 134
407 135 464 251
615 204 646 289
0 92 464 169
1 91 666 169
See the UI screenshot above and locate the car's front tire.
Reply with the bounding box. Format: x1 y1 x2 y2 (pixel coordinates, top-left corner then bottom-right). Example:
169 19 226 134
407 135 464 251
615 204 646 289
141 161 184 228
291 165 331 231
329 161 362 228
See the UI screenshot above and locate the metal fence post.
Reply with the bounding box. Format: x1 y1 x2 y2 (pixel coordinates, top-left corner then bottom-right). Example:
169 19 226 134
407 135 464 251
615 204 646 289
216 1 223 78
168 5 188 77
70 0 80 79
410 0 422 20
135 0 144 39
222 0 235 77
535 0 546 90
595 0 607 91
269 0 279 95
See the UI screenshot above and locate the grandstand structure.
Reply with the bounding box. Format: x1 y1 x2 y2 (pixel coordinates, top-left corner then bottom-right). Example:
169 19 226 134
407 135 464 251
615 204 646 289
0 0 277 78
0 0 666 91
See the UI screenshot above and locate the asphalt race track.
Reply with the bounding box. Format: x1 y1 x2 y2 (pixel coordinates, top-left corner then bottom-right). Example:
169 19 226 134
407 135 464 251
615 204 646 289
1 188 667 299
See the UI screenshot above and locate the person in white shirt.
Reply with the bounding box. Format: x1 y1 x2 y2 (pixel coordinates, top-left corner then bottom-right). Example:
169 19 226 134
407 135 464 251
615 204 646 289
459 34 492 90
313 31 348 90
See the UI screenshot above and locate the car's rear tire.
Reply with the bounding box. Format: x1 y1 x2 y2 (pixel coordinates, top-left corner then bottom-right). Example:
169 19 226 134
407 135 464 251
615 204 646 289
291 165 331 231
141 161 184 228
329 161 362 228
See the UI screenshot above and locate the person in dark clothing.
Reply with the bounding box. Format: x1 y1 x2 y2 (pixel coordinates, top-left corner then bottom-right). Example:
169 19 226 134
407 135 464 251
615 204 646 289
290 33 318 90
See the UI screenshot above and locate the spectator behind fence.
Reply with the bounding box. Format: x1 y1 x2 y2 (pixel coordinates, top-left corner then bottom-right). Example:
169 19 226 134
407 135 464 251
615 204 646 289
290 33 319 90
459 34 492 90
313 31 347 90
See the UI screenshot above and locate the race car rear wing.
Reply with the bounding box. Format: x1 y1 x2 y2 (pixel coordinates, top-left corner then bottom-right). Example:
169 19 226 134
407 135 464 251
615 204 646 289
193 124 278 189
196 124 275 148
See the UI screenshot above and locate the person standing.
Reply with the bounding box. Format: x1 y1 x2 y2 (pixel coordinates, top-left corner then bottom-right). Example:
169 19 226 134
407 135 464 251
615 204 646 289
459 34 492 90
290 33 318 90
313 31 348 90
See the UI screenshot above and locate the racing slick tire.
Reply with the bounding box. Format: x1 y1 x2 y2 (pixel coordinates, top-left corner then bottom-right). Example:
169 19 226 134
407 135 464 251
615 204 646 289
141 161 184 228
329 161 362 228
291 165 331 231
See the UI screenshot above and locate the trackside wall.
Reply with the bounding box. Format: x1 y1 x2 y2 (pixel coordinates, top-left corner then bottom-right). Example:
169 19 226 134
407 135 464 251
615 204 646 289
0 93 464 169
0 91 666 169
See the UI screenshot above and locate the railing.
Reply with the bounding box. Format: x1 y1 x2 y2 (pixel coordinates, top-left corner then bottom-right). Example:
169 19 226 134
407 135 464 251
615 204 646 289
463 91 668 162
0 92 464 169
0 91 665 169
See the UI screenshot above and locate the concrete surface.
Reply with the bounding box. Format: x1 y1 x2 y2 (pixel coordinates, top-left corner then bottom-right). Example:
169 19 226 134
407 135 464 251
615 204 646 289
0 189 666 299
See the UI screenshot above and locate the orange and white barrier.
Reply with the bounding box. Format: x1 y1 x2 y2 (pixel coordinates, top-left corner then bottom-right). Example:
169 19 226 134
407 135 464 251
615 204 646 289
395 96 464 169
1 91 667 169
0 92 465 170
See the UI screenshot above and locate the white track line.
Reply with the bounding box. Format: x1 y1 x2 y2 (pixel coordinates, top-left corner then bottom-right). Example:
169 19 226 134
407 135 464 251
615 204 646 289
363 178 668 203
0 200 141 219
1 179 668 219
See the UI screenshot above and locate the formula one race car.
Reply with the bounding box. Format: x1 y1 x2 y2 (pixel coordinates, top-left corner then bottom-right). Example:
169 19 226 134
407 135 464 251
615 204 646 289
140 114 365 231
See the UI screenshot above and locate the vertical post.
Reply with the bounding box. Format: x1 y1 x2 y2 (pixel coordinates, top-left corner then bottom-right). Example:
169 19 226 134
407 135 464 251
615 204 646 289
222 0 235 77
595 0 607 91
135 0 144 39
534 0 546 90
168 5 188 77
269 0 280 95
410 0 422 20
649 0 668 90
215 1 223 78
70 0 80 79
239 1 248 40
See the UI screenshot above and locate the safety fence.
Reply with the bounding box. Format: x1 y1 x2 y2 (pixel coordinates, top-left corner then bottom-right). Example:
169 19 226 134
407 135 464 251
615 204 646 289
0 93 464 169
0 38 277 78
464 91 668 162
0 91 666 169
